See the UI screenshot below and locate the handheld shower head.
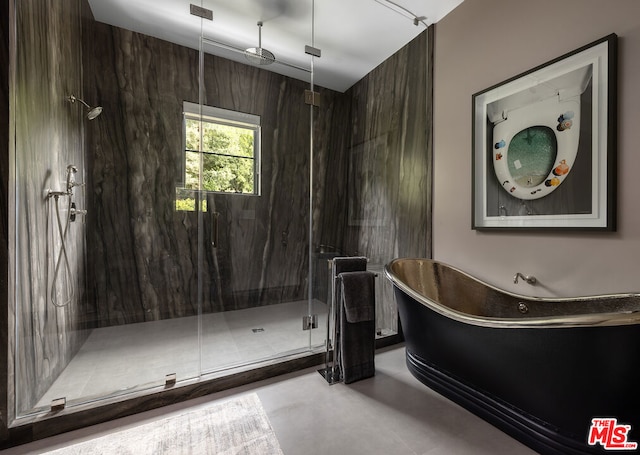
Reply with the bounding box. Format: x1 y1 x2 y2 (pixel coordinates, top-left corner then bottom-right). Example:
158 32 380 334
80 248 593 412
66 164 78 193
68 94 103 120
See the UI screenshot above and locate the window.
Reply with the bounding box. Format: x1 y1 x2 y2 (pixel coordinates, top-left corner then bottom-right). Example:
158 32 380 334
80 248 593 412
177 102 261 211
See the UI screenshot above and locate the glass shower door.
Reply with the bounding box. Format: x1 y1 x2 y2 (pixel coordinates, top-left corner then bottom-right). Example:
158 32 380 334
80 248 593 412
12 0 324 420
12 0 205 416
197 8 321 374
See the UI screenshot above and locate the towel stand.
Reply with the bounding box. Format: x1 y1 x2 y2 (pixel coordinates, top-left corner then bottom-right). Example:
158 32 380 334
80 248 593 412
318 257 378 385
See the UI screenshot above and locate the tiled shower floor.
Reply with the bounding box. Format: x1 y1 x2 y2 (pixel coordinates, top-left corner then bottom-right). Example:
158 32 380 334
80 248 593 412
35 300 328 409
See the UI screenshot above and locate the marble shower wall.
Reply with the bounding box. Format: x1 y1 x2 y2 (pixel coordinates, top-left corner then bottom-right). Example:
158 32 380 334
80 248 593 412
81 12 430 333
12 0 90 413
318 31 433 334
81 14 349 325
82 18 199 325
1 0 10 437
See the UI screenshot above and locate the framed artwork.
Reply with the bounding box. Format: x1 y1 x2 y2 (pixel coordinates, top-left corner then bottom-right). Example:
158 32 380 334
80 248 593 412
472 34 617 230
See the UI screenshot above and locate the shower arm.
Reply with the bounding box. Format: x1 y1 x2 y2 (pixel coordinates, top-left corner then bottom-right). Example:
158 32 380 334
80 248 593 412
68 95 91 109
68 93 103 120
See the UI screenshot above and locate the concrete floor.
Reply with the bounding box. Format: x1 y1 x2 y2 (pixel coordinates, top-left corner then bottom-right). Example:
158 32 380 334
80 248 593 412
7 345 537 455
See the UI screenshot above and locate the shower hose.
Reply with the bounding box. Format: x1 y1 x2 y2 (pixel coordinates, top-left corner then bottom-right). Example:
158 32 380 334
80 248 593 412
50 194 74 307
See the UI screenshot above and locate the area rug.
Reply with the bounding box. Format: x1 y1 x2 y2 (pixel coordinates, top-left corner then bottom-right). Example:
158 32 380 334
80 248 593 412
47 393 284 455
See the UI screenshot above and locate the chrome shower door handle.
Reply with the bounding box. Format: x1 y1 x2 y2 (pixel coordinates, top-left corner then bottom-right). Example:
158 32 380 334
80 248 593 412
211 211 220 248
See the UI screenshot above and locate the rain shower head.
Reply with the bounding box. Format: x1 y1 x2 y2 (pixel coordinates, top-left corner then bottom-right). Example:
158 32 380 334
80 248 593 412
68 94 103 120
245 22 275 66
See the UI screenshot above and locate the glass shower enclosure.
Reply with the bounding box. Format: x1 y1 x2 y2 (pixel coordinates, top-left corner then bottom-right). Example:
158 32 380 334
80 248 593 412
11 0 324 420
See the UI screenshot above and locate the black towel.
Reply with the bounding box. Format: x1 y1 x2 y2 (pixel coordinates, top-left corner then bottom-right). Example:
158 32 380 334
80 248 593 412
332 256 368 276
340 271 375 323
338 271 376 384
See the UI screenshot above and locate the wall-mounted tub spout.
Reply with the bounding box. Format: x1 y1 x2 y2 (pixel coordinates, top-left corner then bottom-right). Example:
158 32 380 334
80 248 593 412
514 272 537 285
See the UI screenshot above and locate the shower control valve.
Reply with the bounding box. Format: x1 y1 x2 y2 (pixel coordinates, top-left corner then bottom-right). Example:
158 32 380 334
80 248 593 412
70 202 87 222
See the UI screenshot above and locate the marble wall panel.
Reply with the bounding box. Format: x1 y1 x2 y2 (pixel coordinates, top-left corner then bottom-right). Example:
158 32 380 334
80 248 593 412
311 88 352 258
314 29 433 331
201 58 314 311
81 9 430 334
81 18 344 324
1 0 11 437
82 21 199 324
12 0 90 413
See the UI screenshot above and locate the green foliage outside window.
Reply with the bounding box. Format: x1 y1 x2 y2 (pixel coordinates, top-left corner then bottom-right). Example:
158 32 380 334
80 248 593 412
175 188 207 212
185 119 255 194
177 112 259 211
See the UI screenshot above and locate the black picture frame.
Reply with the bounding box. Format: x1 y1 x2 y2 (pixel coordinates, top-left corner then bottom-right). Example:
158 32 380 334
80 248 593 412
472 34 617 230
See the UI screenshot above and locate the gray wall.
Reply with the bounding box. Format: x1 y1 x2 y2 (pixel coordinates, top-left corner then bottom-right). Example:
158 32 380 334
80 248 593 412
433 0 640 296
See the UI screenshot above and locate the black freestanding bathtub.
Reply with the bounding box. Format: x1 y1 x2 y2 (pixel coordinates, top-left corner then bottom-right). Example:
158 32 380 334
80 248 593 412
385 258 640 455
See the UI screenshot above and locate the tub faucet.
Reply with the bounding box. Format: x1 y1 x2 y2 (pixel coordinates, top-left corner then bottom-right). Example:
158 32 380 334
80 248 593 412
514 272 536 285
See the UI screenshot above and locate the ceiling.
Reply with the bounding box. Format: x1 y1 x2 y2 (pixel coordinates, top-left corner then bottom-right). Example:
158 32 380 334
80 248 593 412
88 0 463 92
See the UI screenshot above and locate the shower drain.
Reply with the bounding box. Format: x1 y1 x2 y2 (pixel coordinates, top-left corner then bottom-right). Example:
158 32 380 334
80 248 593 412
252 327 265 333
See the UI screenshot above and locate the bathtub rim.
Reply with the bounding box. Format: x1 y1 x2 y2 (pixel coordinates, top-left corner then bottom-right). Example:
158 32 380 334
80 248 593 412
384 258 640 329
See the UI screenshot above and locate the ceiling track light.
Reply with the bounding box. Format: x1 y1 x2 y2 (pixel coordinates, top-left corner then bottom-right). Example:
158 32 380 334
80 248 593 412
373 0 428 27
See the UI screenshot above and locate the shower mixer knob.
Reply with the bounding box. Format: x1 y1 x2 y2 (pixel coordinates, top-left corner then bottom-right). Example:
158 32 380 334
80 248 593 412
70 202 87 222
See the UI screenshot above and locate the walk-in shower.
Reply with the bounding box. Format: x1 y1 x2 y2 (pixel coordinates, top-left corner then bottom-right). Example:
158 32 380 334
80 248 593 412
10 0 328 424
3 0 429 447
